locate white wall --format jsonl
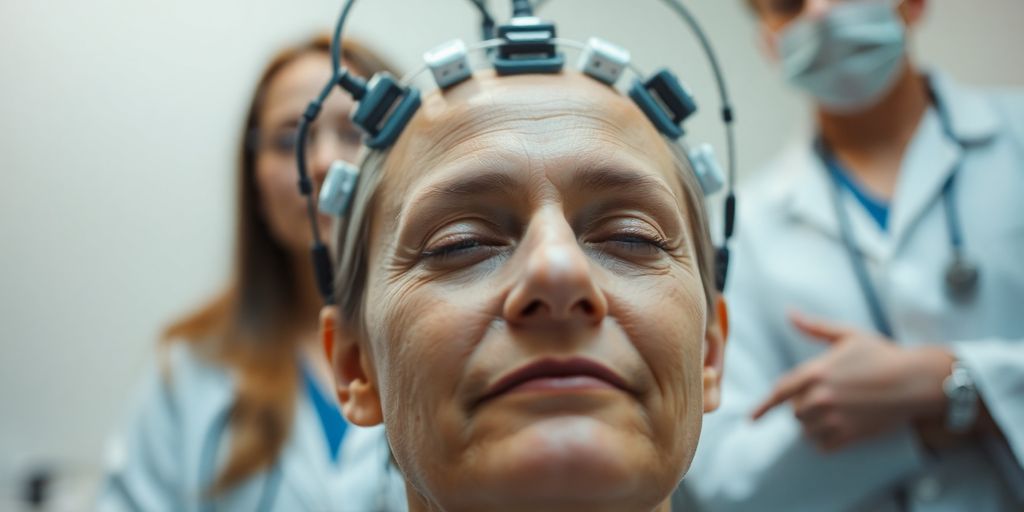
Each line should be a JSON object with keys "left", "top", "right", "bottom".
{"left": 1, "top": 0, "right": 1022, "bottom": 506}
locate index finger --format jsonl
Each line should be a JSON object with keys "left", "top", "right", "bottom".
{"left": 788, "top": 310, "right": 853, "bottom": 344}
{"left": 751, "top": 365, "right": 817, "bottom": 420}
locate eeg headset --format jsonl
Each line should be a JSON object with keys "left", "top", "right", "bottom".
{"left": 297, "top": 0, "right": 738, "bottom": 306}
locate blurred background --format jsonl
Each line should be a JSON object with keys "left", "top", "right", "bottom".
{"left": 1, "top": 0, "right": 1022, "bottom": 509}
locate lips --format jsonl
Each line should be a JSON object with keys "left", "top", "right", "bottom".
{"left": 475, "top": 357, "right": 632, "bottom": 407}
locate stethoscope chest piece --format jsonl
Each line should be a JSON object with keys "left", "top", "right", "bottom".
{"left": 945, "top": 255, "right": 980, "bottom": 303}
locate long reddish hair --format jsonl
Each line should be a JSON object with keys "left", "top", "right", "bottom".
{"left": 162, "top": 34, "right": 396, "bottom": 493}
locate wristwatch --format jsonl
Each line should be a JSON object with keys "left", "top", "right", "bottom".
{"left": 942, "top": 361, "right": 979, "bottom": 433}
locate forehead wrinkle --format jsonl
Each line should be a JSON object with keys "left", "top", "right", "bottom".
{"left": 371, "top": 71, "right": 687, "bottom": 237}
{"left": 532, "top": 116, "right": 683, "bottom": 210}
{"left": 415, "top": 74, "right": 641, "bottom": 150}
{"left": 422, "top": 102, "right": 606, "bottom": 159}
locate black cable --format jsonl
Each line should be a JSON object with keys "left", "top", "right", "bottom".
{"left": 468, "top": 0, "right": 497, "bottom": 40}
{"left": 658, "top": 0, "right": 736, "bottom": 190}
{"left": 658, "top": 0, "right": 738, "bottom": 290}
{"left": 330, "top": 0, "right": 359, "bottom": 74}
{"left": 295, "top": 79, "right": 339, "bottom": 303}
{"left": 295, "top": 0, "right": 360, "bottom": 303}
{"left": 296, "top": 79, "right": 337, "bottom": 240}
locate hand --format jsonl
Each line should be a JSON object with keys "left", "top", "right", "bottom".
{"left": 751, "top": 311, "right": 955, "bottom": 453}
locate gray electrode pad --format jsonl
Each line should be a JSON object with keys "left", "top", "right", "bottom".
{"left": 425, "top": 39, "right": 473, "bottom": 89}
{"left": 577, "top": 37, "right": 631, "bottom": 86}
{"left": 689, "top": 143, "right": 725, "bottom": 196}
{"left": 319, "top": 160, "right": 360, "bottom": 217}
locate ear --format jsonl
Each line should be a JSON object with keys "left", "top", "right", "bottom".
{"left": 702, "top": 295, "right": 729, "bottom": 413}
{"left": 320, "top": 306, "right": 383, "bottom": 427}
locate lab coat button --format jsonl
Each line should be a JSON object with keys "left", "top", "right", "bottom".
{"left": 913, "top": 476, "right": 942, "bottom": 502}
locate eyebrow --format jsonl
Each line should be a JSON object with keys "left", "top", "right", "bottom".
{"left": 570, "top": 165, "right": 676, "bottom": 199}
{"left": 427, "top": 169, "right": 520, "bottom": 199}
{"left": 394, "top": 166, "right": 519, "bottom": 219}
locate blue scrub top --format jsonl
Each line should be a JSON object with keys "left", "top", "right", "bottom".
{"left": 301, "top": 363, "right": 348, "bottom": 463}
{"left": 822, "top": 149, "right": 891, "bottom": 231}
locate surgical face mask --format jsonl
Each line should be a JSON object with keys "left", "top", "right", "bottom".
{"left": 778, "top": 0, "right": 907, "bottom": 113}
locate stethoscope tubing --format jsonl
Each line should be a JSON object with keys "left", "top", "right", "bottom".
{"left": 823, "top": 79, "right": 974, "bottom": 338}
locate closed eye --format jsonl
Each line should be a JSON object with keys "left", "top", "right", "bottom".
{"left": 422, "top": 238, "right": 486, "bottom": 259}
{"left": 420, "top": 232, "right": 510, "bottom": 270}
{"left": 581, "top": 214, "right": 675, "bottom": 262}
{"left": 594, "top": 234, "right": 670, "bottom": 257}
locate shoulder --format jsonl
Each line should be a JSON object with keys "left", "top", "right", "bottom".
{"left": 113, "top": 341, "right": 235, "bottom": 446}
{"left": 984, "top": 87, "right": 1024, "bottom": 150}
{"left": 933, "top": 72, "right": 1024, "bottom": 152}
{"left": 159, "top": 341, "right": 234, "bottom": 401}
{"left": 976, "top": 84, "right": 1024, "bottom": 116}
{"left": 98, "top": 342, "right": 236, "bottom": 511}
{"left": 108, "top": 341, "right": 236, "bottom": 459}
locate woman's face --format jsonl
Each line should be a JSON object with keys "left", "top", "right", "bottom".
{"left": 255, "top": 52, "right": 361, "bottom": 254}
{"left": 332, "top": 72, "right": 725, "bottom": 512}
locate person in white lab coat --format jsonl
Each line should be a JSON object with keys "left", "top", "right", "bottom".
{"left": 684, "top": 0, "right": 1024, "bottom": 510}
{"left": 98, "top": 35, "right": 405, "bottom": 511}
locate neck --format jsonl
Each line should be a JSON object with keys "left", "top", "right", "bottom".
{"left": 816, "top": 60, "right": 930, "bottom": 198}
{"left": 818, "top": 60, "right": 929, "bottom": 153}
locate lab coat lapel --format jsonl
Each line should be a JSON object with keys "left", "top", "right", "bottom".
{"left": 784, "top": 144, "right": 890, "bottom": 262}
{"left": 887, "top": 111, "right": 958, "bottom": 248}
{"left": 785, "top": 145, "right": 839, "bottom": 238}
{"left": 889, "top": 72, "right": 999, "bottom": 248}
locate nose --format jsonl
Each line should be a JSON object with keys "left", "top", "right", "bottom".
{"left": 503, "top": 217, "right": 608, "bottom": 327}
{"left": 309, "top": 133, "right": 343, "bottom": 187}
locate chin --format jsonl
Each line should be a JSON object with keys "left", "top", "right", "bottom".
{"left": 463, "top": 416, "right": 670, "bottom": 511}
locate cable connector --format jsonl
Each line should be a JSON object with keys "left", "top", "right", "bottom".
{"left": 350, "top": 72, "right": 421, "bottom": 149}
{"left": 336, "top": 71, "right": 368, "bottom": 100}
{"left": 511, "top": 0, "right": 533, "bottom": 17}
{"left": 425, "top": 39, "right": 473, "bottom": 89}
{"left": 577, "top": 37, "right": 630, "bottom": 86}
{"left": 629, "top": 69, "right": 697, "bottom": 140}
{"left": 492, "top": 17, "right": 564, "bottom": 75}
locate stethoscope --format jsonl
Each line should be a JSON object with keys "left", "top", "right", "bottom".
{"left": 823, "top": 79, "right": 980, "bottom": 338}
